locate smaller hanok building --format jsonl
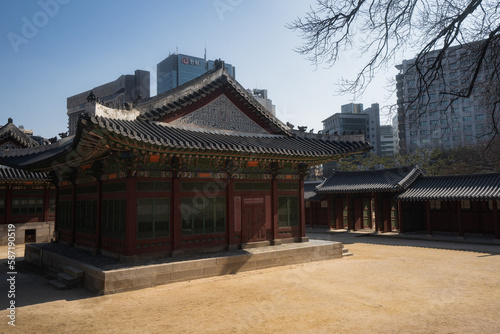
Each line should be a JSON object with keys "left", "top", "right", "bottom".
{"left": 313, "top": 166, "right": 422, "bottom": 231}
{"left": 396, "top": 173, "right": 500, "bottom": 239}
{"left": 0, "top": 166, "right": 56, "bottom": 244}
{"left": 0, "top": 118, "right": 55, "bottom": 244}
{"left": 1, "top": 66, "right": 371, "bottom": 259}
{"left": 304, "top": 180, "right": 328, "bottom": 227}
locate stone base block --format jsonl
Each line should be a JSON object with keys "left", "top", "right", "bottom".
{"left": 27, "top": 240, "right": 344, "bottom": 295}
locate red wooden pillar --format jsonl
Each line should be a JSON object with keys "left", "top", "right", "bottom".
{"left": 53, "top": 185, "right": 59, "bottom": 239}
{"left": 398, "top": 201, "right": 404, "bottom": 233}
{"left": 383, "top": 198, "right": 390, "bottom": 232}
{"left": 43, "top": 186, "right": 50, "bottom": 222}
{"left": 457, "top": 200, "right": 464, "bottom": 238}
{"left": 125, "top": 177, "right": 137, "bottom": 256}
{"left": 493, "top": 200, "right": 499, "bottom": 239}
{"left": 373, "top": 193, "right": 379, "bottom": 232}
{"left": 172, "top": 175, "right": 181, "bottom": 252}
{"left": 425, "top": 201, "right": 432, "bottom": 236}
{"left": 346, "top": 194, "right": 352, "bottom": 231}
{"left": 227, "top": 177, "right": 236, "bottom": 248}
{"left": 271, "top": 177, "right": 279, "bottom": 244}
{"left": 326, "top": 196, "right": 332, "bottom": 230}
{"left": 71, "top": 182, "right": 76, "bottom": 245}
{"left": 96, "top": 179, "right": 103, "bottom": 252}
{"left": 354, "top": 198, "right": 362, "bottom": 231}
{"left": 298, "top": 178, "right": 306, "bottom": 239}
{"left": 5, "top": 186, "right": 12, "bottom": 224}
{"left": 335, "top": 198, "right": 342, "bottom": 229}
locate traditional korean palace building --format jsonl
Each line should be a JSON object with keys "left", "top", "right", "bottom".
{"left": 315, "top": 166, "right": 422, "bottom": 232}
{"left": 304, "top": 180, "right": 328, "bottom": 227}
{"left": 397, "top": 173, "right": 500, "bottom": 238}
{"left": 0, "top": 119, "right": 55, "bottom": 245}
{"left": 0, "top": 166, "right": 55, "bottom": 245}
{"left": 306, "top": 167, "right": 500, "bottom": 239}
{"left": 0, "top": 66, "right": 371, "bottom": 259}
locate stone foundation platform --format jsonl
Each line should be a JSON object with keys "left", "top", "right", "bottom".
{"left": 25, "top": 240, "right": 343, "bottom": 295}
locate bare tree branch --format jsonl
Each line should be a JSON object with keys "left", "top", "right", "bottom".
{"left": 289, "top": 0, "right": 500, "bottom": 150}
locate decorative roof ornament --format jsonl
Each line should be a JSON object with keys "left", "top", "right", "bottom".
{"left": 214, "top": 58, "right": 224, "bottom": 69}
{"left": 86, "top": 90, "right": 97, "bottom": 102}
{"left": 7, "top": 118, "right": 13, "bottom": 124}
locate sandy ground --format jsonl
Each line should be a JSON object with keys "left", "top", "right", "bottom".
{"left": 1, "top": 234, "right": 499, "bottom": 334}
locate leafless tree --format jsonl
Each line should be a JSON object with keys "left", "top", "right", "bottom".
{"left": 289, "top": 0, "right": 500, "bottom": 144}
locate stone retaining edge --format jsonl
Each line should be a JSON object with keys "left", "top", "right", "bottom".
{"left": 25, "top": 242, "right": 343, "bottom": 295}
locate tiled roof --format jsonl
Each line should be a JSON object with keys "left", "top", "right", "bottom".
{"left": 0, "top": 68, "right": 371, "bottom": 172}
{"left": 317, "top": 166, "right": 422, "bottom": 194}
{"left": 136, "top": 68, "right": 291, "bottom": 135}
{"left": 0, "top": 137, "right": 74, "bottom": 169}
{"left": 0, "top": 122, "right": 40, "bottom": 148}
{"left": 304, "top": 181, "right": 324, "bottom": 201}
{"left": 0, "top": 165, "right": 51, "bottom": 182}
{"left": 89, "top": 116, "right": 371, "bottom": 158}
{"left": 396, "top": 173, "right": 500, "bottom": 201}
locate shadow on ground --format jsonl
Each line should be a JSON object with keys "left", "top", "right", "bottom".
{"left": 307, "top": 228, "right": 500, "bottom": 256}
{"left": 0, "top": 260, "right": 96, "bottom": 309}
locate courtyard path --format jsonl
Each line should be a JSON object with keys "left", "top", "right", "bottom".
{"left": 1, "top": 233, "right": 499, "bottom": 333}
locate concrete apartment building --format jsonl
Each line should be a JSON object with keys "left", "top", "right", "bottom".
{"left": 396, "top": 43, "right": 493, "bottom": 154}
{"left": 247, "top": 89, "right": 276, "bottom": 115}
{"left": 322, "top": 103, "right": 381, "bottom": 155}
{"left": 67, "top": 70, "right": 150, "bottom": 135}
{"left": 379, "top": 125, "right": 396, "bottom": 157}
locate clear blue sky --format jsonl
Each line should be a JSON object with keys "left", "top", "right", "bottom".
{"left": 0, "top": 0, "right": 398, "bottom": 139}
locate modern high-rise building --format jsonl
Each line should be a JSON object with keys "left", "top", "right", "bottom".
{"left": 156, "top": 52, "right": 235, "bottom": 95}
{"left": 322, "top": 103, "right": 381, "bottom": 155}
{"left": 341, "top": 103, "right": 364, "bottom": 114}
{"left": 67, "top": 70, "right": 150, "bottom": 135}
{"left": 247, "top": 89, "right": 276, "bottom": 115}
{"left": 396, "top": 42, "right": 493, "bottom": 154}
{"left": 392, "top": 115, "right": 400, "bottom": 155}
{"left": 379, "top": 125, "right": 396, "bottom": 157}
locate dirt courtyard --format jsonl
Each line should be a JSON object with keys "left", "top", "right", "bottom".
{"left": 1, "top": 233, "right": 499, "bottom": 333}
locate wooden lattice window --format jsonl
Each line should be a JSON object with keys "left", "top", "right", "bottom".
{"left": 75, "top": 200, "right": 97, "bottom": 234}
{"left": 278, "top": 196, "right": 299, "bottom": 227}
{"left": 180, "top": 197, "right": 225, "bottom": 235}
{"left": 137, "top": 198, "right": 170, "bottom": 239}
{"left": 102, "top": 199, "right": 126, "bottom": 239}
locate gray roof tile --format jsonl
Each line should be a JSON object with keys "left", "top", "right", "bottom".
{"left": 0, "top": 165, "right": 51, "bottom": 182}
{"left": 317, "top": 166, "right": 422, "bottom": 194}
{"left": 396, "top": 173, "right": 500, "bottom": 200}
{"left": 304, "top": 181, "right": 324, "bottom": 201}
{"left": 90, "top": 116, "right": 371, "bottom": 158}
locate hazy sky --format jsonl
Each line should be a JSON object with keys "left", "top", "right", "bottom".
{"left": 1, "top": 0, "right": 400, "bottom": 138}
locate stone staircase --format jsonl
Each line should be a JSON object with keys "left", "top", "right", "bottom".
{"left": 49, "top": 266, "right": 84, "bottom": 290}
{"left": 342, "top": 247, "right": 353, "bottom": 257}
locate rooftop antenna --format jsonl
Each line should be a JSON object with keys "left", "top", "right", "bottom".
{"left": 204, "top": 44, "right": 207, "bottom": 61}
{"left": 176, "top": 46, "right": 178, "bottom": 55}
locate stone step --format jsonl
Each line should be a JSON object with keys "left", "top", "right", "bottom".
{"left": 64, "top": 265, "right": 84, "bottom": 279}
{"left": 57, "top": 272, "right": 79, "bottom": 286}
{"left": 342, "top": 248, "right": 353, "bottom": 257}
{"left": 241, "top": 241, "right": 271, "bottom": 249}
{"left": 49, "top": 279, "right": 68, "bottom": 290}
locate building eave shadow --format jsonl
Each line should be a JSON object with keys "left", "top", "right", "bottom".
{"left": 307, "top": 229, "right": 500, "bottom": 257}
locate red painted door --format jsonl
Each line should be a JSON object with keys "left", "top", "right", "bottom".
{"left": 242, "top": 197, "right": 266, "bottom": 243}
